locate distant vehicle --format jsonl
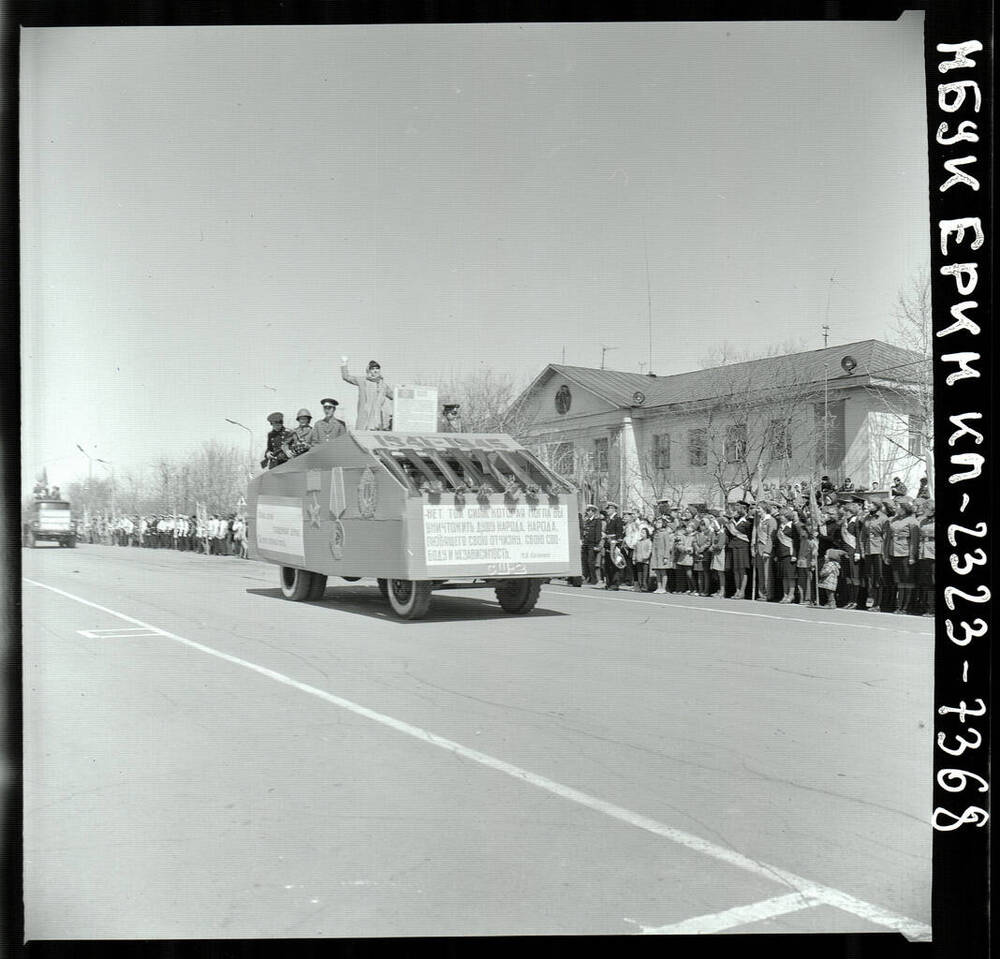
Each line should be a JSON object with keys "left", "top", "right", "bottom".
{"left": 246, "top": 430, "right": 582, "bottom": 619}
{"left": 23, "top": 496, "right": 76, "bottom": 548}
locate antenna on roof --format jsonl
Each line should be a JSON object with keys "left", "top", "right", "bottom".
{"left": 643, "top": 217, "right": 654, "bottom": 375}
{"left": 600, "top": 345, "right": 618, "bottom": 370}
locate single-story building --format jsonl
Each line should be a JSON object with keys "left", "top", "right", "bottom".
{"left": 512, "top": 339, "right": 930, "bottom": 511}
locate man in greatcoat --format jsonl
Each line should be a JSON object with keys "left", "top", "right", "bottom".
{"left": 341, "top": 357, "right": 396, "bottom": 430}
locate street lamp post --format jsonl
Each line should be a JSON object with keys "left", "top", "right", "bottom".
{"left": 76, "top": 444, "right": 93, "bottom": 515}
{"left": 225, "top": 418, "right": 255, "bottom": 475}
{"left": 96, "top": 459, "right": 115, "bottom": 517}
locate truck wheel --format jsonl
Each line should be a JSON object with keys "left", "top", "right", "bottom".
{"left": 568, "top": 576, "right": 583, "bottom": 587}
{"left": 496, "top": 578, "right": 543, "bottom": 614}
{"left": 377, "top": 578, "right": 389, "bottom": 599}
{"left": 386, "top": 579, "right": 433, "bottom": 619}
{"left": 280, "top": 566, "right": 315, "bottom": 601}
{"left": 26, "top": 531, "right": 36, "bottom": 549}
{"left": 68, "top": 536, "right": 77, "bottom": 548}
{"left": 307, "top": 573, "right": 328, "bottom": 601}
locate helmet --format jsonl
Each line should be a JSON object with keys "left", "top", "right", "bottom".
{"left": 296, "top": 408, "right": 312, "bottom": 421}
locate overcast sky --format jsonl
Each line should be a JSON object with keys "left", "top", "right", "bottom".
{"left": 21, "top": 15, "right": 929, "bottom": 492}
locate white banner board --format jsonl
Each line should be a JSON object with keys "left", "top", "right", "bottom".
{"left": 256, "top": 495, "right": 305, "bottom": 559}
{"left": 393, "top": 385, "right": 439, "bottom": 433}
{"left": 422, "top": 503, "right": 569, "bottom": 566}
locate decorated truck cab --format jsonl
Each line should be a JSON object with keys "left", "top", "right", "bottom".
{"left": 246, "top": 430, "right": 582, "bottom": 619}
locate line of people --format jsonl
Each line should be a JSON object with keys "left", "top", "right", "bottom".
{"left": 578, "top": 493, "right": 934, "bottom": 616}
{"left": 79, "top": 513, "right": 251, "bottom": 558}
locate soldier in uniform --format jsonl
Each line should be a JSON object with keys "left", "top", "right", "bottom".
{"left": 440, "top": 402, "right": 464, "bottom": 433}
{"left": 262, "top": 412, "right": 292, "bottom": 469}
{"left": 282, "top": 409, "right": 317, "bottom": 460}
{"left": 602, "top": 502, "right": 625, "bottom": 590}
{"left": 313, "top": 399, "right": 346, "bottom": 443}
{"left": 580, "top": 504, "right": 603, "bottom": 585}
{"left": 341, "top": 357, "right": 396, "bottom": 430}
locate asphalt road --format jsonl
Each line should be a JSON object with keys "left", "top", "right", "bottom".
{"left": 21, "top": 543, "right": 934, "bottom": 940}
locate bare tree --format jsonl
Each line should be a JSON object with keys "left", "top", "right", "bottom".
{"left": 866, "top": 269, "right": 934, "bottom": 493}
{"left": 412, "top": 369, "right": 536, "bottom": 436}
{"left": 692, "top": 358, "right": 825, "bottom": 505}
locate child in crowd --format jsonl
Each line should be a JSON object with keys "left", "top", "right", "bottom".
{"left": 818, "top": 548, "right": 843, "bottom": 609}
{"left": 674, "top": 523, "right": 695, "bottom": 593}
{"left": 651, "top": 517, "right": 672, "bottom": 594}
{"left": 692, "top": 520, "right": 711, "bottom": 595}
{"left": 632, "top": 527, "right": 653, "bottom": 592}
{"left": 797, "top": 525, "right": 819, "bottom": 606}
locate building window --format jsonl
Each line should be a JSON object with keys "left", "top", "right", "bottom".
{"left": 766, "top": 419, "right": 792, "bottom": 460}
{"left": 593, "top": 437, "right": 609, "bottom": 471}
{"left": 652, "top": 433, "right": 671, "bottom": 469}
{"left": 724, "top": 424, "right": 747, "bottom": 464}
{"left": 550, "top": 441, "right": 575, "bottom": 475}
{"left": 688, "top": 428, "right": 707, "bottom": 467}
{"left": 908, "top": 415, "right": 924, "bottom": 456}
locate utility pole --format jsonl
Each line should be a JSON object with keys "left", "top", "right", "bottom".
{"left": 225, "top": 418, "right": 255, "bottom": 476}
{"left": 600, "top": 345, "right": 618, "bottom": 370}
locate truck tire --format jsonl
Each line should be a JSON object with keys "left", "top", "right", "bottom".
{"left": 377, "top": 578, "right": 389, "bottom": 599}
{"left": 496, "top": 578, "right": 543, "bottom": 614}
{"left": 67, "top": 536, "right": 77, "bottom": 548}
{"left": 26, "top": 530, "right": 36, "bottom": 549}
{"left": 280, "top": 566, "right": 314, "bottom": 601}
{"left": 386, "top": 579, "right": 433, "bottom": 619}
{"left": 306, "top": 573, "right": 328, "bottom": 601}
{"left": 568, "top": 576, "right": 583, "bottom": 587}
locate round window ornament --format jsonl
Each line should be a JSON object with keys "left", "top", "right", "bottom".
{"left": 555, "top": 384, "right": 572, "bottom": 415}
{"left": 632, "top": 390, "right": 646, "bottom": 406}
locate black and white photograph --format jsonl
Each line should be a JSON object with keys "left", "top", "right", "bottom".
{"left": 12, "top": 3, "right": 991, "bottom": 950}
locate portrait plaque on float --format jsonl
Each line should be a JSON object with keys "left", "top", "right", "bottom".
{"left": 392, "top": 385, "right": 438, "bottom": 432}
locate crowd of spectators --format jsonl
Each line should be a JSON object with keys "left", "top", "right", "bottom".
{"left": 578, "top": 481, "right": 934, "bottom": 616}
{"left": 77, "top": 513, "right": 249, "bottom": 558}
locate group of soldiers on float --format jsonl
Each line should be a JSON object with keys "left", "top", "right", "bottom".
{"left": 262, "top": 357, "right": 463, "bottom": 469}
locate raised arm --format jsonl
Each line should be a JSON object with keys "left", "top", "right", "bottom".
{"left": 340, "top": 356, "right": 361, "bottom": 387}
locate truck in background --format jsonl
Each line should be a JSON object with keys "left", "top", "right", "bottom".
{"left": 23, "top": 496, "right": 76, "bottom": 548}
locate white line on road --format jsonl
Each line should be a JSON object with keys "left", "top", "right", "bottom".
{"left": 627, "top": 891, "right": 823, "bottom": 934}
{"left": 24, "top": 577, "right": 932, "bottom": 942}
{"left": 545, "top": 586, "right": 933, "bottom": 635}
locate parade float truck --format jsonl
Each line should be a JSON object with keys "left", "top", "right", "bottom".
{"left": 22, "top": 495, "right": 76, "bottom": 548}
{"left": 246, "top": 431, "right": 582, "bottom": 619}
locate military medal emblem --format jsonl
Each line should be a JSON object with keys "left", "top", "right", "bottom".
{"left": 358, "top": 467, "right": 378, "bottom": 519}
{"left": 330, "top": 520, "right": 345, "bottom": 560}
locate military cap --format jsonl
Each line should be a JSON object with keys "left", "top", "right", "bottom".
{"left": 320, "top": 398, "right": 338, "bottom": 407}
{"left": 605, "top": 501, "right": 618, "bottom": 509}
{"left": 267, "top": 412, "right": 284, "bottom": 424}
{"left": 367, "top": 360, "right": 381, "bottom": 370}
{"left": 584, "top": 504, "right": 598, "bottom": 512}
{"left": 296, "top": 408, "right": 312, "bottom": 420}
{"left": 443, "top": 403, "right": 461, "bottom": 412}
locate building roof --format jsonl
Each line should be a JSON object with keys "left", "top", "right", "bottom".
{"left": 533, "top": 339, "right": 924, "bottom": 412}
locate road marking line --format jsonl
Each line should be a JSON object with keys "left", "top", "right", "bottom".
{"left": 627, "top": 892, "right": 823, "bottom": 934}
{"left": 544, "top": 587, "right": 932, "bottom": 635}
{"left": 78, "top": 627, "right": 162, "bottom": 639}
{"left": 24, "top": 577, "right": 932, "bottom": 942}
